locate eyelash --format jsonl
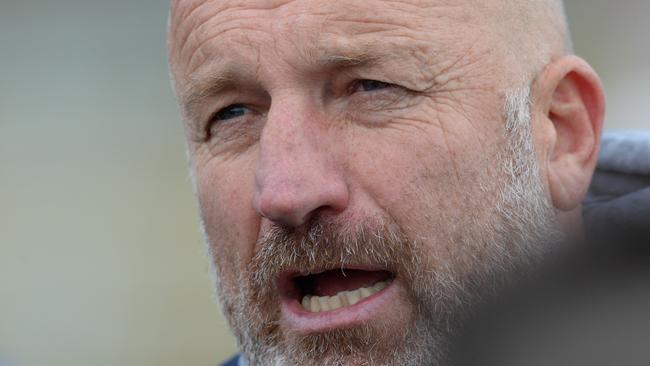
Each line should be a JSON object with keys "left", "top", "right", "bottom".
{"left": 349, "top": 79, "right": 394, "bottom": 94}
{"left": 213, "top": 104, "right": 248, "bottom": 121}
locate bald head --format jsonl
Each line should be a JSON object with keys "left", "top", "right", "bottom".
{"left": 168, "top": 0, "right": 572, "bottom": 94}
{"left": 497, "top": 0, "right": 572, "bottom": 82}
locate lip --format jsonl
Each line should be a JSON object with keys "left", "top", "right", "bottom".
{"left": 277, "top": 265, "right": 393, "bottom": 297}
{"left": 280, "top": 264, "right": 393, "bottom": 279}
{"left": 280, "top": 277, "right": 399, "bottom": 334}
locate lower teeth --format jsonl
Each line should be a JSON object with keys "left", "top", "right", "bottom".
{"left": 301, "top": 280, "right": 390, "bottom": 312}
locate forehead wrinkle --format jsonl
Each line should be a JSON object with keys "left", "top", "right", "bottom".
{"left": 182, "top": 4, "right": 276, "bottom": 74}
{"left": 175, "top": 0, "right": 486, "bottom": 111}
{"left": 171, "top": 0, "right": 222, "bottom": 65}
{"left": 173, "top": 1, "right": 299, "bottom": 70}
{"left": 172, "top": 7, "right": 243, "bottom": 72}
{"left": 175, "top": 0, "right": 463, "bottom": 78}
{"left": 185, "top": 24, "right": 266, "bottom": 76}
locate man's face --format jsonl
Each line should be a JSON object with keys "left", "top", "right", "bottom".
{"left": 168, "top": 0, "right": 558, "bottom": 364}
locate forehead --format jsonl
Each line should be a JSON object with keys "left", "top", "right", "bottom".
{"left": 169, "top": 0, "right": 489, "bottom": 77}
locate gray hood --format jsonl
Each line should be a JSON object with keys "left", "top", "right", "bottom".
{"left": 583, "top": 131, "right": 650, "bottom": 229}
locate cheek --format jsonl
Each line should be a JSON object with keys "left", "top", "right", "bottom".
{"left": 349, "top": 108, "right": 505, "bottom": 257}
{"left": 195, "top": 159, "right": 260, "bottom": 280}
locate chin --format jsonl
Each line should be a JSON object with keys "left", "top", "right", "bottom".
{"left": 234, "top": 288, "right": 446, "bottom": 366}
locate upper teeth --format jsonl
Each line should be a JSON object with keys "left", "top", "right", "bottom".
{"left": 300, "top": 280, "right": 390, "bottom": 313}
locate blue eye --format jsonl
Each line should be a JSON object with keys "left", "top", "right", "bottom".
{"left": 215, "top": 104, "right": 247, "bottom": 121}
{"left": 359, "top": 79, "right": 391, "bottom": 92}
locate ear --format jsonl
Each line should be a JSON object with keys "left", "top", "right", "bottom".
{"left": 535, "top": 56, "right": 605, "bottom": 211}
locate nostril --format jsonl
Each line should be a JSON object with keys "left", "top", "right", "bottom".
{"left": 255, "top": 190, "right": 309, "bottom": 227}
{"left": 254, "top": 181, "right": 349, "bottom": 228}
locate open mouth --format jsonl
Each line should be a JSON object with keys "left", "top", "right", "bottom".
{"left": 283, "top": 268, "right": 395, "bottom": 313}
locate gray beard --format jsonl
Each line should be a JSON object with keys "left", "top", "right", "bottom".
{"left": 204, "top": 87, "right": 563, "bottom": 366}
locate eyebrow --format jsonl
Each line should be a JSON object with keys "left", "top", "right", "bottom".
{"left": 182, "top": 71, "right": 237, "bottom": 111}
{"left": 318, "top": 51, "right": 383, "bottom": 68}
{"left": 180, "top": 47, "right": 389, "bottom": 120}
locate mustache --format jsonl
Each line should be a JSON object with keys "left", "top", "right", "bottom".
{"left": 247, "top": 216, "right": 419, "bottom": 289}
{"left": 239, "top": 217, "right": 448, "bottom": 364}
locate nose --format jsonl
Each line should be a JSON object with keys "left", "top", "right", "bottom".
{"left": 253, "top": 98, "right": 349, "bottom": 228}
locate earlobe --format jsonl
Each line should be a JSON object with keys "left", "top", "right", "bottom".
{"left": 540, "top": 56, "right": 605, "bottom": 211}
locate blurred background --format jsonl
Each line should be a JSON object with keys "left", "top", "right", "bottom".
{"left": 1, "top": 1, "right": 648, "bottom": 365}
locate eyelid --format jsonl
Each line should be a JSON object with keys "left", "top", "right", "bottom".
{"left": 203, "top": 102, "right": 270, "bottom": 142}
{"left": 346, "top": 79, "right": 419, "bottom": 115}
{"left": 207, "top": 104, "right": 248, "bottom": 125}
{"left": 351, "top": 79, "right": 409, "bottom": 100}
{"left": 349, "top": 79, "right": 396, "bottom": 94}
{"left": 215, "top": 104, "right": 248, "bottom": 121}
{"left": 202, "top": 104, "right": 244, "bottom": 140}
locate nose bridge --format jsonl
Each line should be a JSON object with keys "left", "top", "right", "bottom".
{"left": 254, "top": 93, "right": 348, "bottom": 227}
{"left": 261, "top": 94, "right": 321, "bottom": 171}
